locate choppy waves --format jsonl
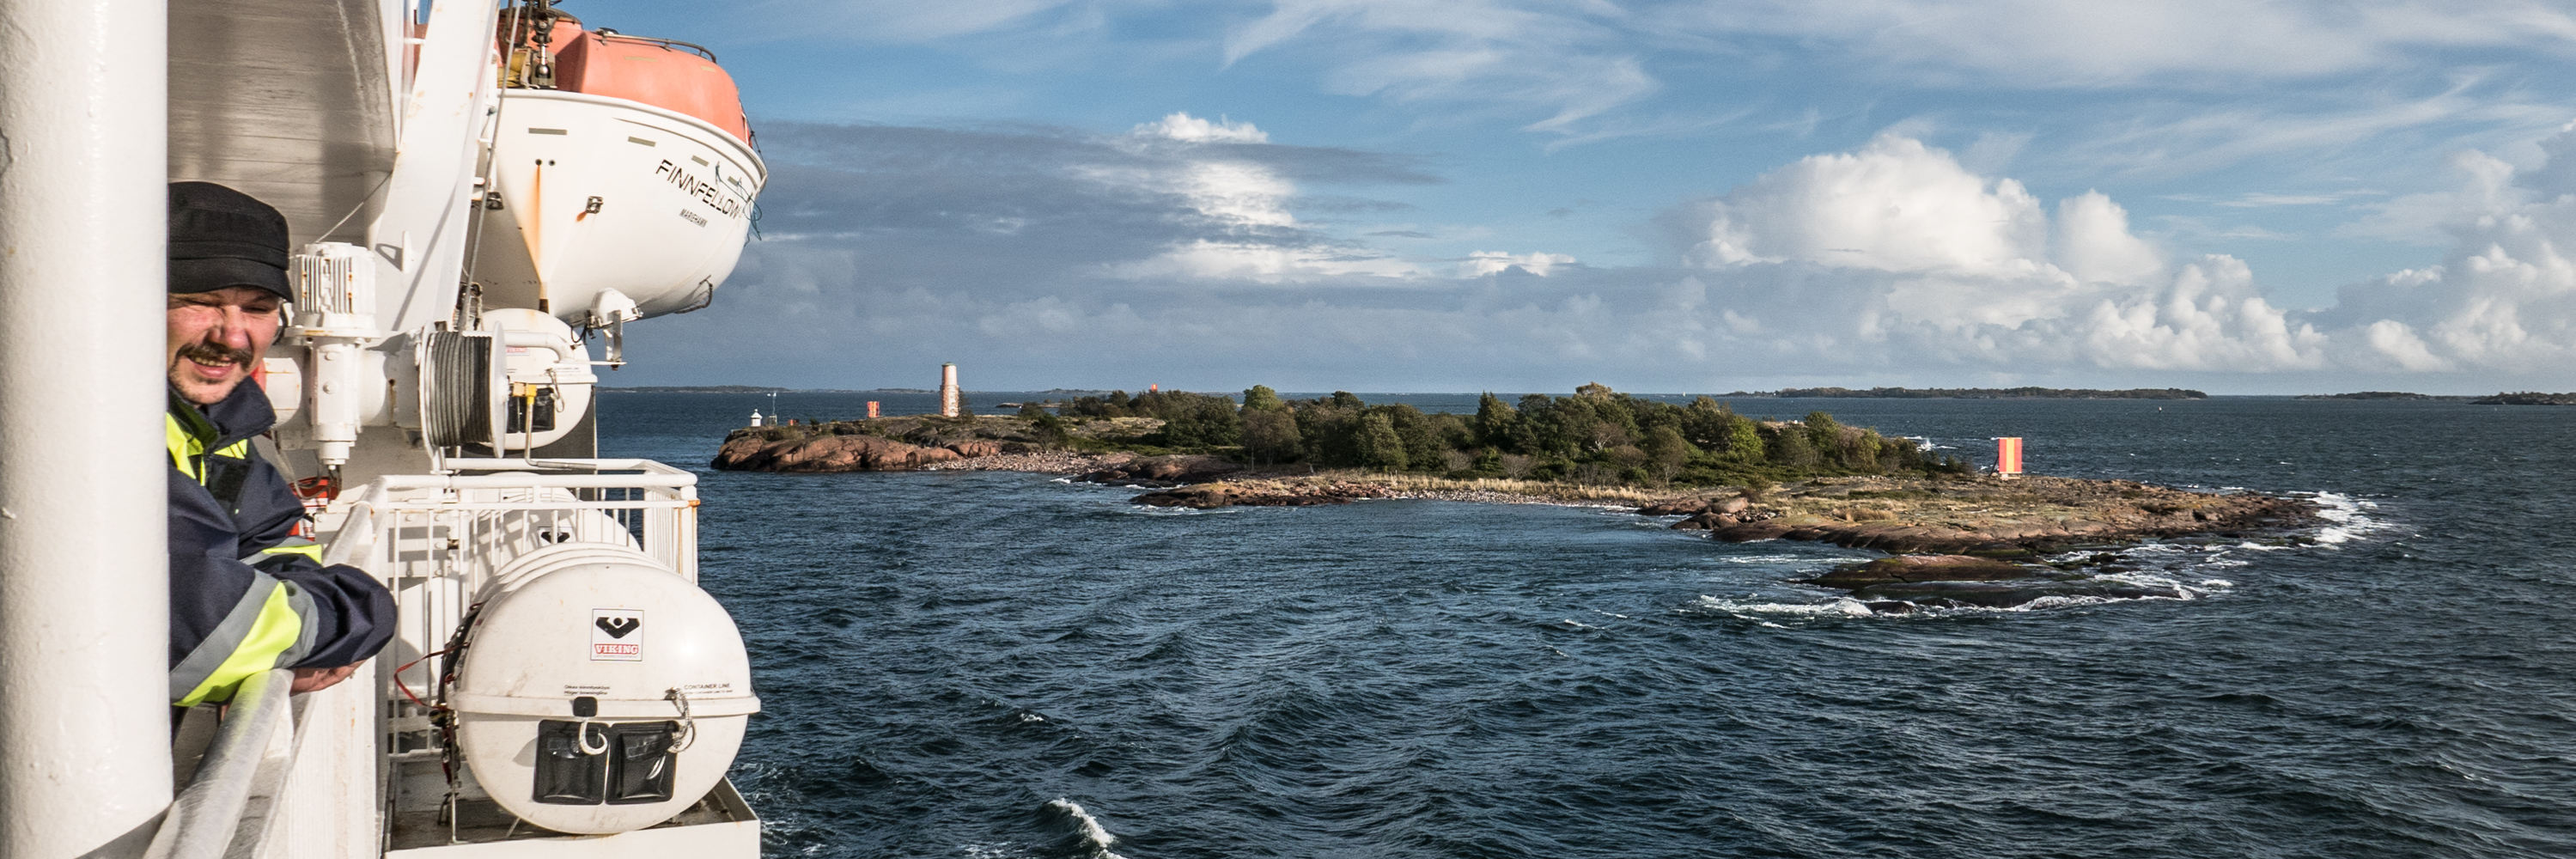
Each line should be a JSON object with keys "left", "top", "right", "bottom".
{"left": 634, "top": 395, "right": 2576, "bottom": 859}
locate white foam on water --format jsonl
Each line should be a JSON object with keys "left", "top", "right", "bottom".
{"left": 2305, "top": 490, "right": 2390, "bottom": 545}
{"left": 1044, "top": 798, "right": 1129, "bottom": 859}
{"left": 1720, "top": 554, "right": 1822, "bottom": 564}
{"left": 2090, "top": 571, "right": 2201, "bottom": 599}
{"left": 1559, "top": 619, "right": 1603, "bottom": 630}
{"left": 1124, "top": 504, "right": 1215, "bottom": 516}
{"left": 1690, "top": 595, "right": 1875, "bottom": 618}
{"left": 2199, "top": 579, "right": 2235, "bottom": 588}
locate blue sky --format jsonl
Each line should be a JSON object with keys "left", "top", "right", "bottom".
{"left": 593, "top": 0, "right": 2576, "bottom": 394}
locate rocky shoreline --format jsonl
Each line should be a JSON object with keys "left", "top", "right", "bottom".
{"left": 712, "top": 427, "right": 2321, "bottom": 612}
{"left": 1662, "top": 475, "right": 2313, "bottom": 555}
{"left": 1119, "top": 470, "right": 2319, "bottom": 614}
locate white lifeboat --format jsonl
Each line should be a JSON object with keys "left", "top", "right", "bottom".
{"left": 475, "top": 15, "right": 765, "bottom": 327}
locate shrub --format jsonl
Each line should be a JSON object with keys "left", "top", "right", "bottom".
{"left": 1027, "top": 412, "right": 1069, "bottom": 446}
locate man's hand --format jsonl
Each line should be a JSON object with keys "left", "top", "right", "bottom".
{"left": 289, "top": 662, "right": 362, "bottom": 694}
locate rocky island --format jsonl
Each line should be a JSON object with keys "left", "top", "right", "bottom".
{"left": 711, "top": 384, "right": 2320, "bottom": 612}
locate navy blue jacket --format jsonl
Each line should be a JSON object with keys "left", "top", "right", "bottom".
{"left": 167, "top": 381, "right": 394, "bottom": 705}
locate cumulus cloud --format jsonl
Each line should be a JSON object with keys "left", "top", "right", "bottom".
{"left": 1649, "top": 131, "right": 2574, "bottom": 379}
{"left": 2313, "top": 152, "right": 2576, "bottom": 373}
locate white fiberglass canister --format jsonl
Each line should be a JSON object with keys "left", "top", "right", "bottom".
{"left": 448, "top": 544, "right": 759, "bottom": 835}
{"left": 475, "top": 88, "right": 766, "bottom": 325}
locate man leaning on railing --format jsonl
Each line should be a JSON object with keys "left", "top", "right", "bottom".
{"left": 164, "top": 182, "right": 394, "bottom": 708}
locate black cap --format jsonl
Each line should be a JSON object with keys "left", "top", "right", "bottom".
{"left": 168, "top": 181, "right": 292, "bottom": 300}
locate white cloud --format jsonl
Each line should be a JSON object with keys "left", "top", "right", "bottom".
{"left": 1678, "top": 135, "right": 2051, "bottom": 274}
{"left": 1653, "top": 131, "right": 2576, "bottom": 377}
{"left": 1095, "top": 113, "right": 1416, "bottom": 281}
{"left": 2054, "top": 192, "right": 2165, "bottom": 287}
{"left": 2336, "top": 149, "right": 2519, "bottom": 246}
{"left": 1459, "top": 250, "right": 1577, "bottom": 277}
{"left": 1133, "top": 112, "right": 1270, "bottom": 143}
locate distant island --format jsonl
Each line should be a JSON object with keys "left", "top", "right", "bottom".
{"left": 2292, "top": 391, "right": 2576, "bottom": 405}
{"left": 2295, "top": 392, "right": 2472, "bottom": 400}
{"left": 2470, "top": 391, "right": 2576, "bottom": 405}
{"left": 1725, "top": 387, "right": 2208, "bottom": 400}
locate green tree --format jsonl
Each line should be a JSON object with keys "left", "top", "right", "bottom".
{"left": 1294, "top": 399, "right": 1359, "bottom": 466}
{"left": 1242, "top": 384, "right": 1283, "bottom": 411}
{"left": 1155, "top": 393, "right": 1243, "bottom": 448}
{"left": 1768, "top": 423, "right": 1818, "bottom": 470}
{"left": 1017, "top": 402, "right": 1050, "bottom": 418}
{"left": 1804, "top": 411, "right": 1843, "bottom": 461}
{"left": 1472, "top": 393, "right": 1519, "bottom": 448}
{"left": 1355, "top": 412, "right": 1408, "bottom": 471}
{"left": 1243, "top": 408, "right": 1300, "bottom": 465}
{"left": 1641, "top": 425, "right": 1694, "bottom": 485}
{"left": 1678, "top": 396, "right": 1733, "bottom": 448}
{"left": 1723, "top": 413, "right": 1763, "bottom": 460}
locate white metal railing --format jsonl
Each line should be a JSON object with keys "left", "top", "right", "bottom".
{"left": 328, "top": 459, "right": 699, "bottom": 587}
{"left": 326, "top": 458, "right": 701, "bottom": 850}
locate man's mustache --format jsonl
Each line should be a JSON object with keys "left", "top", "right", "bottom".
{"left": 175, "top": 339, "right": 256, "bottom": 369}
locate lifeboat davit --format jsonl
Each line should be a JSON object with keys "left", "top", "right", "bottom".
{"left": 476, "top": 9, "right": 765, "bottom": 328}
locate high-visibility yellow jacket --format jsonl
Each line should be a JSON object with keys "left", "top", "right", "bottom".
{"left": 167, "top": 382, "right": 393, "bottom": 707}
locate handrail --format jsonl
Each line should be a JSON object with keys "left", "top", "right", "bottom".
{"left": 321, "top": 500, "right": 377, "bottom": 568}
{"left": 144, "top": 669, "right": 295, "bottom": 859}
{"left": 591, "top": 30, "right": 717, "bottom": 63}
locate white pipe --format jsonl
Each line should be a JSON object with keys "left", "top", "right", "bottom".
{"left": 0, "top": 0, "right": 174, "bottom": 856}
{"left": 140, "top": 669, "right": 292, "bottom": 859}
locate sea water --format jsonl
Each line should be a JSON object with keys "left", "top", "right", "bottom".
{"left": 600, "top": 393, "right": 2576, "bottom": 858}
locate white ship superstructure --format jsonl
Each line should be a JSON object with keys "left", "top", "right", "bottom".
{"left": 0, "top": 0, "right": 770, "bottom": 856}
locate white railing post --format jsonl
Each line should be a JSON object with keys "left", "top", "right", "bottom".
{"left": 0, "top": 0, "right": 174, "bottom": 856}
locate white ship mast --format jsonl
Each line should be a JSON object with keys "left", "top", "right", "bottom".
{"left": 0, "top": 0, "right": 770, "bottom": 855}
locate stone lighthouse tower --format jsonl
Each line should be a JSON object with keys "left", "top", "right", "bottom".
{"left": 939, "top": 363, "right": 961, "bottom": 417}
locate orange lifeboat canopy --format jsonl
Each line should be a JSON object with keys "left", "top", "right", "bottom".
{"left": 552, "top": 29, "right": 753, "bottom": 146}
